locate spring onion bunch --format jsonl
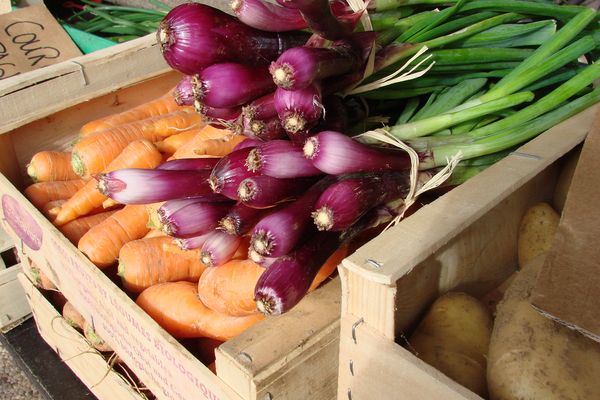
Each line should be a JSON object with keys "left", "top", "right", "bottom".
{"left": 102, "top": 0, "right": 600, "bottom": 317}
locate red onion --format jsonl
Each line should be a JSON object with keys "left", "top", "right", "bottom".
{"left": 174, "top": 75, "right": 195, "bottom": 106}
{"left": 250, "top": 176, "right": 333, "bottom": 257}
{"left": 174, "top": 232, "right": 212, "bottom": 250}
{"left": 312, "top": 172, "right": 410, "bottom": 231}
{"left": 158, "top": 198, "right": 232, "bottom": 238}
{"left": 192, "top": 63, "right": 275, "bottom": 109}
{"left": 246, "top": 140, "right": 323, "bottom": 178}
{"left": 200, "top": 230, "right": 242, "bottom": 267}
{"left": 303, "top": 130, "right": 411, "bottom": 175}
{"left": 269, "top": 35, "right": 371, "bottom": 90}
{"left": 157, "top": 3, "right": 309, "bottom": 74}
{"left": 97, "top": 169, "right": 213, "bottom": 204}
{"left": 275, "top": 0, "right": 355, "bottom": 40}
{"left": 274, "top": 83, "right": 324, "bottom": 143}
{"left": 219, "top": 202, "right": 266, "bottom": 236}
{"left": 237, "top": 175, "right": 315, "bottom": 209}
{"left": 231, "top": 0, "right": 308, "bottom": 32}
{"left": 209, "top": 146, "right": 259, "bottom": 200}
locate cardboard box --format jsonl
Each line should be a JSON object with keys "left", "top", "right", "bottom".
{"left": 531, "top": 111, "right": 600, "bottom": 342}
{"left": 0, "top": 5, "right": 81, "bottom": 79}
{"left": 336, "top": 104, "right": 598, "bottom": 400}
{"left": 0, "top": 66, "right": 341, "bottom": 400}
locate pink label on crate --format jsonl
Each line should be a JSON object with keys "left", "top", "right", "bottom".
{"left": 2, "top": 194, "right": 43, "bottom": 250}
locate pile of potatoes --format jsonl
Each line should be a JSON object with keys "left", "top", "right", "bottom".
{"left": 408, "top": 150, "right": 600, "bottom": 399}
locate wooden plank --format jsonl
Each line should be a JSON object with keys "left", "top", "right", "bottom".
{"left": 216, "top": 278, "right": 341, "bottom": 400}
{"left": 0, "top": 34, "right": 171, "bottom": 135}
{"left": 338, "top": 315, "right": 481, "bottom": 400}
{"left": 341, "top": 105, "right": 597, "bottom": 338}
{"left": 18, "top": 273, "right": 146, "bottom": 400}
{"left": 0, "top": 265, "right": 30, "bottom": 331}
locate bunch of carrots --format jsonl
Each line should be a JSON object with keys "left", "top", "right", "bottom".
{"left": 22, "top": 84, "right": 347, "bottom": 370}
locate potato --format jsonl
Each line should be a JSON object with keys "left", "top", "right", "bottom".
{"left": 487, "top": 255, "right": 600, "bottom": 400}
{"left": 517, "top": 202, "right": 559, "bottom": 268}
{"left": 409, "top": 292, "right": 493, "bottom": 397}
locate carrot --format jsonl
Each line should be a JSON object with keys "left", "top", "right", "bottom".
{"left": 72, "top": 110, "right": 203, "bottom": 178}
{"left": 143, "top": 229, "right": 167, "bottom": 239}
{"left": 197, "top": 245, "right": 348, "bottom": 317}
{"left": 44, "top": 199, "right": 121, "bottom": 223}
{"left": 169, "top": 125, "right": 234, "bottom": 160}
{"left": 29, "top": 261, "right": 57, "bottom": 291}
{"left": 198, "top": 260, "right": 264, "bottom": 316}
{"left": 59, "top": 210, "right": 117, "bottom": 246}
{"left": 118, "top": 236, "right": 207, "bottom": 293}
{"left": 79, "top": 92, "right": 184, "bottom": 136}
{"left": 136, "top": 281, "right": 263, "bottom": 340}
{"left": 155, "top": 128, "right": 202, "bottom": 154}
{"left": 55, "top": 140, "right": 162, "bottom": 226}
{"left": 42, "top": 199, "right": 66, "bottom": 221}
{"left": 26, "top": 151, "right": 80, "bottom": 182}
{"left": 83, "top": 320, "right": 113, "bottom": 352}
{"left": 62, "top": 301, "right": 85, "bottom": 331}
{"left": 192, "top": 135, "right": 248, "bottom": 157}
{"left": 78, "top": 205, "right": 150, "bottom": 269}
{"left": 24, "top": 179, "right": 86, "bottom": 210}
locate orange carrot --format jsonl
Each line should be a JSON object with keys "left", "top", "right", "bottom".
{"left": 154, "top": 129, "right": 202, "bottom": 154}
{"left": 198, "top": 260, "right": 264, "bottom": 316}
{"left": 26, "top": 151, "right": 80, "bottom": 182}
{"left": 118, "top": 237, "right": 207, "bottom": 293}
{"left": 169, "top": 125, "right": 234, "bottom": 160}
{"left": 78, "top": 205, "right": 150, "bottom": 269}
{"left": 197, "top": 246, "right": 348, "bottom": 317}
{"left": 62, "top": 301, "right": 85, "bottom": 331}
{"left": 24, "top": 179, "right": 86, "bottom": 210}
{"left": 72, "top": 110, "right": 203, "bottom": 178}
{"left": 59, "top": 210, "right": 117, "bottom": 245}
{"left": 42, "top": 199, "right": 66, "bottom": 221}
{"left": 55, "top": 140, "right": 162, "bottom": 226}
{"left": 192, "top": 135, "right": 248, "bottom": 157}
{"left": 136, "top": 281, "right": 263, "bottom": 340}
{"left": 143, "top": 229, "right": 167, "bottom": 239}
{"left": 29, "top": 261, "right": 57, "bottom": 291}
{"left": 44, "top": 199, "right": 121, "bottom": 223}
{"left": 83, "top": 320, "right": 113, "bottom": 352}
{"left": 79, "top": 92, "right": 184, "bottom": 136}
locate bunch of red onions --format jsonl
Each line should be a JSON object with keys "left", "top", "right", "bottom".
{"left": 109, "top": 1, "right": 419, "bottom": 316}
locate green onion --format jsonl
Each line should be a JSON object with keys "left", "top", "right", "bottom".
{"left": 453, "top": 20, "right": 557, "bottom": 48}
{"left": 389, "top": 91, "right": 535, "bottom": 139}
{"left": 376, "top": 13, "right": 524, "bottom": 71}
{"left": 425, "top": 85, "right": 600, "bottom": 168}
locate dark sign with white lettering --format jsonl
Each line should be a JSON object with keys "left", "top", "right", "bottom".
{"left": 0, "top": 5, "right": 81, "bottom": 80}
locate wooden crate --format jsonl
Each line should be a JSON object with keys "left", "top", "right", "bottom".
{"left": 0, "top": 224, "right": 30, "bottom": 332}
{"left": 17, "top": 272, "right": 149, "bottom": 400}
{"left": 0, "top": 62, "right": 341, "bottom": 400}
{"left": 337, "top": 104, "right": 598, "bottom": 400}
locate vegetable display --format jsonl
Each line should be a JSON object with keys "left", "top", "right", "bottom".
{"left": 19, "top": 0, "right": 600, "bottom": 383}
